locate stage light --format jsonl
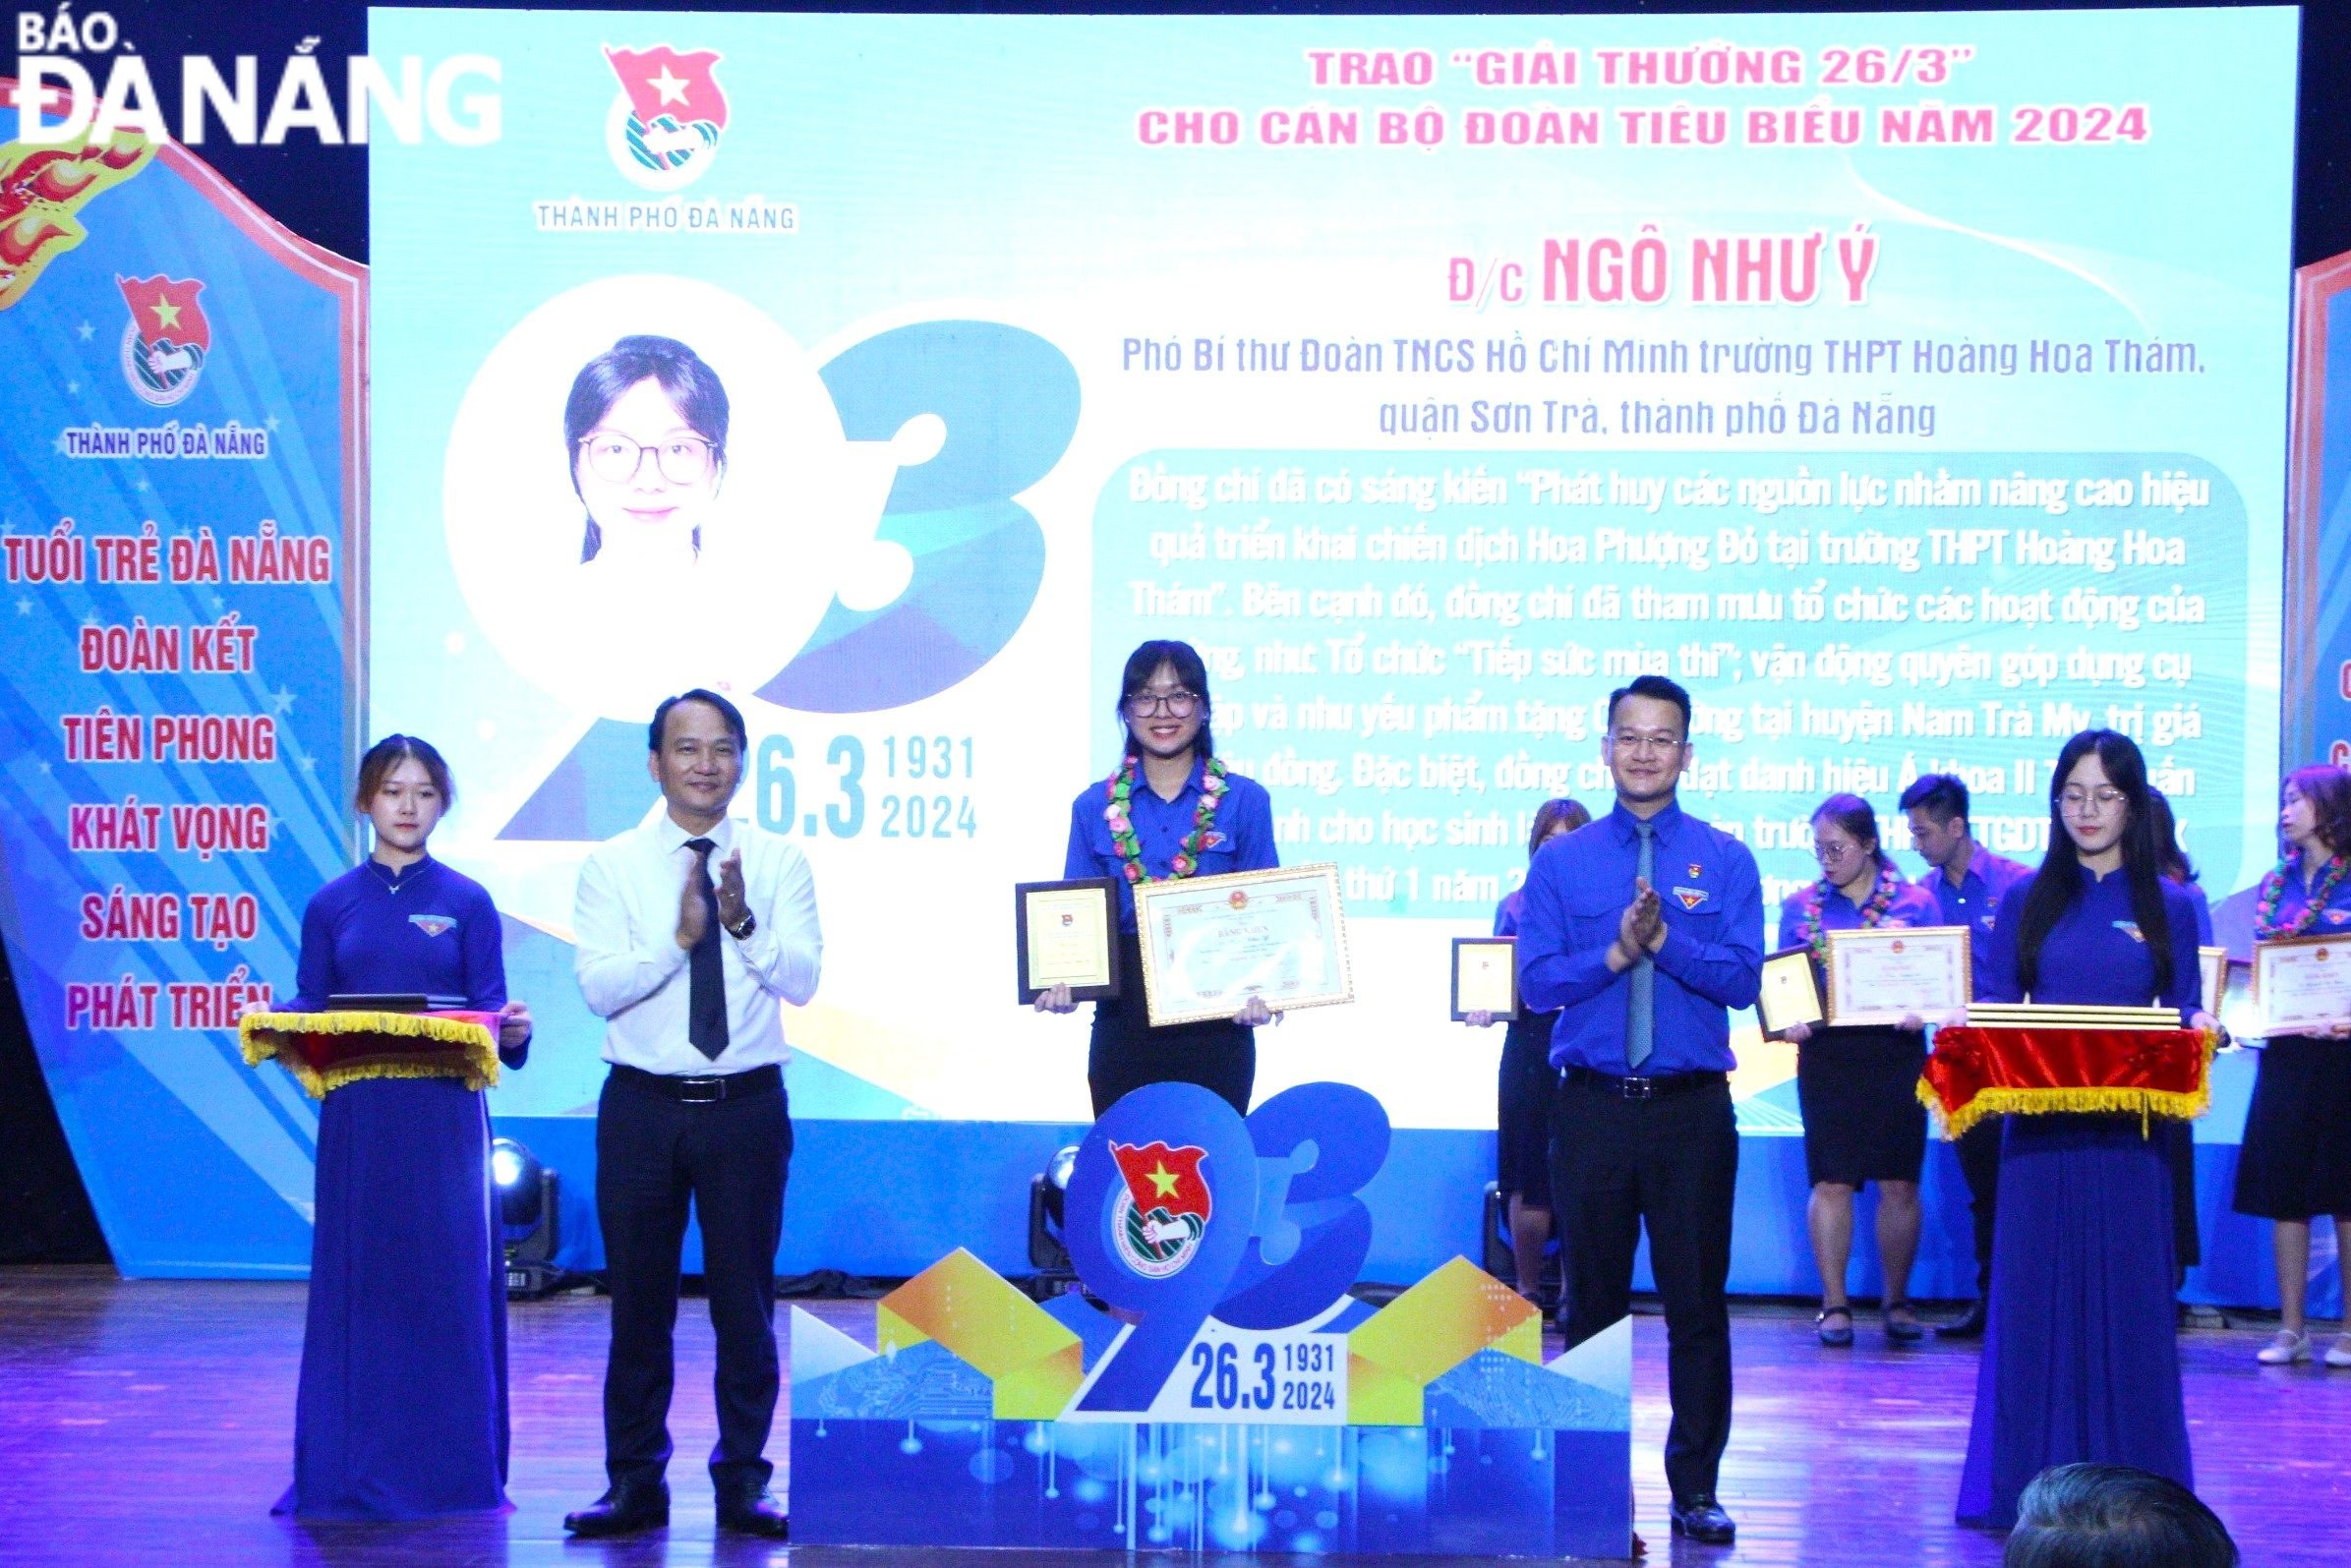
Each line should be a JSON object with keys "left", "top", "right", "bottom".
{"left": 1025, "top": 1142, "right": 1083, "bottom": 1299}
{"left": 490, "top": 1135, "right": 562, "bottom": 1298}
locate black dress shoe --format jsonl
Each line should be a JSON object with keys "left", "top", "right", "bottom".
{"left": 1670, "top": 1493, "right": 1736, "bottom": 1544}
{"left": 1937, "top": 1300, "right": 1989, "bottom": 1340}
{"left": 716, "top": 1485, "right": 790, "bottom": 1538}
{"left": 563, "top": 1480, "right": 669, "bottom": 1537}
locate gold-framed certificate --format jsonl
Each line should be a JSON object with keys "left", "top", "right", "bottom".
{"left": 1824, "top": 925, "right": 1969, "bottom": 1027}
{"left": 1758, "top": 946, "right": 1823, "bottom": 1038}
{"left": 1451, "top": 937, "right": 1517, "bottom": 1020}
{"left": 1014, "top": 878, "right": 1120, "bottom": 1003}
{"left": 2199, "top": 946, "right": 2228, "bottom": 1018}
{"left": 1132, "top": 863, "right": 1353, "bottom": 1026}
{"left": 2252, "top": 933, "right": 2351, "bottom": 1036}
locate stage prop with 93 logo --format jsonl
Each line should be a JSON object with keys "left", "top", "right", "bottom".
{"left": 788, "top": 1081, "right": 1632, "bottom": 1557}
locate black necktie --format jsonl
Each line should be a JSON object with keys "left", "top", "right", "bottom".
{"left": 684, "top": 838, "right": 729, "bottom": 1059}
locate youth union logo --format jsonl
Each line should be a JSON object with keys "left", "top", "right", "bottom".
{"left": 116, "top": 274, "right": 209, "bottom": 407}
{"left": 602, "top": 44, "right": 729, "bottom": 191}
{"left": 1108, "top": 1140, "right": 1212, "bottom": 1279}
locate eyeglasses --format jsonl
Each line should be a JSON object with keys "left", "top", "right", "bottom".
{"left": 577, "top": 433, "right": 718, "bottom": 487}
{"left": 2058, "top": 787, "right": 2127, "bottom": 815}
{"left": 1813, "top": 841, "right": 1865, "bottom": 861}
{"left": 1608, "top": 731, "right": 1684, "bottom": 755}
{"left": 1124, "top": 689, "right": 1201, "bottom": 718}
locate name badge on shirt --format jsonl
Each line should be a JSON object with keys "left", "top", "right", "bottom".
{"left": 2328, "top": 908, "right": 2350, "bottom": 926}
{"left": 410, "top": 913, "right": 455, "bottom": 938}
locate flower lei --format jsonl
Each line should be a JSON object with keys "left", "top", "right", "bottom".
{"left": 1104, "top": 756, "right": 1228, "bottom": 884}
{"left": 2253, "top": 849, "right": 2349, "bottom": 938}
{"left": 1797, "top": 861, "right": 1902, "bottom": 958}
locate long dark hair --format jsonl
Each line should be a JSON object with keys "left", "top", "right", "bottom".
{"left": 2145, "top": 788, "right": 2196, "bottom": 885}
{"left": 2015, "top": 729, "right": 2173, "bottom": 998}
{"left": 564, "top": 334, "right": 730, "bottom": 562}
{"left": 1117, "top": 639, "right": 1214, "bottom": 759}
{"left": 2285, "top": 763, "right": 2351, "bottom": 858}
{"left": 1526, "top": 797, "right": 1591, "bottom": 859}
{"left": 1811, "top": 791, "right": 1892, "bottom": 873}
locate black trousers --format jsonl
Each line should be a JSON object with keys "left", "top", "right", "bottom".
{"left": 1551, "top": 1070, "right": 1738, "bottom": 1503}
{"left": 596, "top": 1068, "right": 793, "bottom": 1490}
{"left": 1955, "top": 1117, "right": 2003, "bottom": 1298}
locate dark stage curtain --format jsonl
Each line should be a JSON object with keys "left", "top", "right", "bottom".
{"left": 0, "top": 949, "right": 110, "bottom": 1264}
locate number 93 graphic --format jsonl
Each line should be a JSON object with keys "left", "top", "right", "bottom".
{"left": 1063, "top": 1080, "right": 1390, "bottom": 1413}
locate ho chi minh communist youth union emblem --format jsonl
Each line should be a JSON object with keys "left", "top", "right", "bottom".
{"left": 602, "top": 43, "right": 730, "bottom": 192}
{"left": 116, "top": 274, "right": 210, "bottom": 407}
{"left": 1107, "top": 1140, "right": 1213, "bottom": 1279}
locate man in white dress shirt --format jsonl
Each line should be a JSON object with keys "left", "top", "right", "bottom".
{"left": 562, "top": 688, "right": 820, "bottom": 1539}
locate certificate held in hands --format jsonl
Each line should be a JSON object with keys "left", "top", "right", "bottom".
{"left": 1824, "top": 925, "right": 1969, "bottom": 1027}
{"left": 1132, "top": 863, "right": 1353, "bottom": 1026}
{"left": 1451, "top": 937, "right": 1517, "bottom": 1021}
{"left": 1014, "top": 878, "right": 1120, "bottom": 1003}
{"left": 2253, "top": 933, "right": 2351, "bottom": 1036}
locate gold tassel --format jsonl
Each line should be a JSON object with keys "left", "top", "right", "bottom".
{"left": 238, "top": 1010, "right": 500, "bottom": 1101}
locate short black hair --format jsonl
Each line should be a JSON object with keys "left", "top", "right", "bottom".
{"left": 648, "top": 687, "right": 747, "bottom": 752}
{"left": 1118, "top": 638, "right": 1215, "bottom": 758}
{"left": 1605, "top": 673, "right": 1691, "bottom": 735}
{"left": 2005, "top": 1463, "right": 2237, "bottom": 1568}
{"left": 1899, "top": 773, "right": 1970, "bottom": 824}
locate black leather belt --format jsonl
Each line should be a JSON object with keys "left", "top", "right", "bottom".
{"left": 1562, "top": 1066, "right": 1726, "bottom": 1101}
{"left": 610, "top": 1062, "right": 781, "bottom": 1104}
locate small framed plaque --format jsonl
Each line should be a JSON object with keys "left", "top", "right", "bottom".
{"left": 1014, "top": 878, "right": 1121, "bottom": 1003}
{"left": 2199, "top": 946, "right": 2228, "bottom": 1018}
{"left": 1451, "top": 937, "right": 1517, "bottom": 1021}
{"left": 1824, "top": 925, "right": 1970, "bottom": 1027}
{"left": 1132, "top": 863, "right": 1354, "bottom": 1026}
{"left": 1758, "top": 946, "right": 1824, "bottom": 1038}
{"left": 2252, "top": 932, "right": 2351, "bottom": 1036}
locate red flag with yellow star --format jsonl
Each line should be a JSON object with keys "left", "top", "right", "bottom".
{"left": 116, "top": 274, "right": 209, "bottom": 352}
{"left": 1109, "top": 1140, "right": 1212, "bottom": 1224}
{"left": 603, "top": 46, "right": 731, "bottom": 131}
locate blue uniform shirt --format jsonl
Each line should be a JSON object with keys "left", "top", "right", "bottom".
{"left": 1976, "top": 866, "right": 2204, "bottom": 1020}
{"left": 289, "top": 856, "right": 514, "bottom": 1060}
{"left": 1775, "top": 871, "right": 1943, "bottom": 952}
{"left": 1516, "top": 800, "right": 1764, "bottom": 1074}
{"left": 1916, "top": 842, "right": 2034, "bottom": 939}
{"left": 1064, "top": 756, "right": 1277, "bottom": 931}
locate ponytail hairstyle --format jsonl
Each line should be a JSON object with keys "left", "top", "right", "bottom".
{"left": 1810, "top": 791, "right": 1892, "bottom": 873}
{"left": 2015, "top": 729, "right": 2172, "bottom": 998}
{"left": 2284, "top": 763, "right": 2351, "bottom": 858}
{"left": 1526, "top": 796, "right": 1592, "bottom": 860}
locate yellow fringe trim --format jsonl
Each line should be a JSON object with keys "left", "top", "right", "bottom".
{"left": 239, "top": 1010, "right": 500, "bottom": 1100}
{"left": 1917, "top": 1036, "right": 2214, "bottom": 1141}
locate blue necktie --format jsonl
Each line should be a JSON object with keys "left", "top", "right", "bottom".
{"left": 1627, "top": 819, "right": 1656, "bottom": 1071}
{"left": 684, "top": 838, "right": 729, "bottom": 1060}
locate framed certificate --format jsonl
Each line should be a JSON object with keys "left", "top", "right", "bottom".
{"left": 1757, "top": 946, "right": 1823, "bottom": 1038}
{"left": 1824, "top": 925, "right": 1969, "bottom": 1027}
{"left": 1014, "top": 878, "right": 1120, "bottom": 1003}
{"left": 2199, "top": 946, "right": 2228, "bottom": 1018}
{"left": 2253, "top": 933, "right": 2351, "bottom": 1036}
{"left": 1132, "top": 863, "right": 1354, "bottom": 1026}
{"left": 1451, "top": 937, "right": 1517, "bottom": 1021}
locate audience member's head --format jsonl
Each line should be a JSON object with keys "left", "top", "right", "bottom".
{"left": 2004, "top": 1464, "right": 2237, "bottom": 1568}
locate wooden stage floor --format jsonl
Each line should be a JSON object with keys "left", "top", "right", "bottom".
{"left": 2, "top": 1267, "right": 2343, "bottom": 1567}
